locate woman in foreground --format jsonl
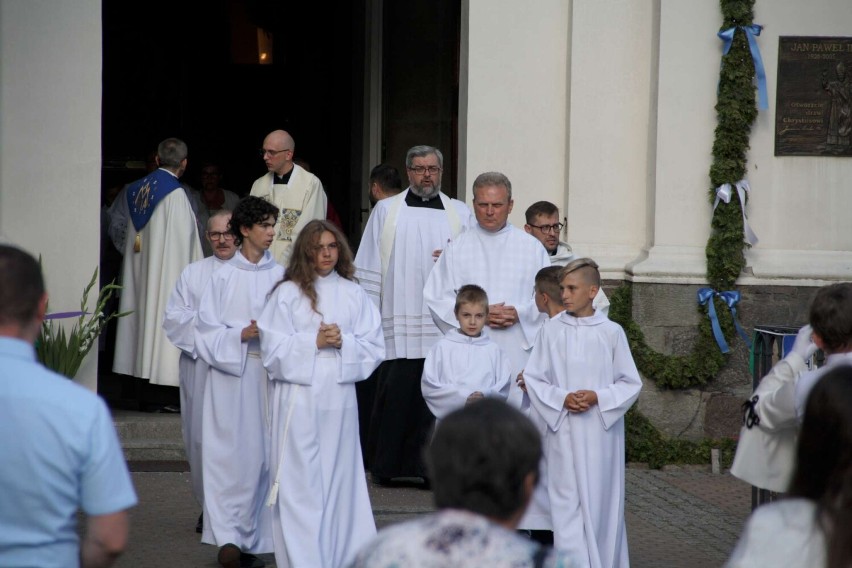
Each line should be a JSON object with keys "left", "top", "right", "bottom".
{"left": 727, "top": 364, "right": 852, "bottom": 568}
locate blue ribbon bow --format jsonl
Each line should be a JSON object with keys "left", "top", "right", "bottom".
{"left": 718, "top": 24, "right": 768, "bottom": 110}
{"left": 697, "top": 288, "right": 752, "bottom": 353}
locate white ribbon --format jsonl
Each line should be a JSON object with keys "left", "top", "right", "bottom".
{"left": 713, "top": 179, "right": 759, "bottom": 246}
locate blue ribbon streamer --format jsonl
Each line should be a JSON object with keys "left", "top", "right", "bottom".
{"left": 718, "top": 24, "right": 768, "bottom": 110}
{"left": 698, "top": 288, "right": 752, "bottom": 354}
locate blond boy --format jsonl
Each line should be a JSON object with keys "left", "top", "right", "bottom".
{"left": 523, "top": 258, "right": 641, "bottom": 567}
{"left": 421, "top": 285, "right": 512, "bottom": 428}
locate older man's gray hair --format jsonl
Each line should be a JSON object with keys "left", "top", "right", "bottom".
{"left": 472, "top": 171, "right": 512, "bottom": 201}
{"left": 405, "top": 145, "right": 443, "bottom": 169}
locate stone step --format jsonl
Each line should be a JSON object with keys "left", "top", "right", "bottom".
{"left": 111, "top": 409, "right": 186, "bottom": 462}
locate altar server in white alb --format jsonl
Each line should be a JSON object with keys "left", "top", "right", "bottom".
{"left": 424, "top": 171, "right": 550, "bottom": 409}
{"left": 523, "top": 258, "right": 641, "bottom": 568}
{"left": 114, "top": 137, "right": 203, "bottom": 388}
{"left": 421, "top": 284, "right": 511, "bottom": 430}
{"left": 250, "top": 129, "right": 327, "bottom": 266}
{"left": 162, "top": 210, "right": 237, "bottom": 532}
{"left": 259, "top": 219, "right": 385, "bottom": 568}
{"left": 194, "top": 197, "right": 282, "bottom": 568}
{"left": 355, "top": 145, "right": 473, "bottom": 484}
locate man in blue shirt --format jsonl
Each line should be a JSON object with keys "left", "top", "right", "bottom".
{"left": 0, "top": 245, "right": 137, "bottom": 568}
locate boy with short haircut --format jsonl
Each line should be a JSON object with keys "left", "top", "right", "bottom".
{"left": 421, "top": 284, "right": 512, "bottom": 428}
{"left": 517, "top": 266, "right": 565, "bottom": 396}
{"left": 523, "top": 258, "right": 642, "bottom": 567}
{"left": 534, "top": 265, "right": 565, "bottom": 319}
{"left": 794, "top": 283, "right": 852, "bottom": 417}
{"left": 731, "top": 283, "right": 852, "bottom": 493}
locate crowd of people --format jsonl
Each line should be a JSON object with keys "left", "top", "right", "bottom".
{"left": 5, "top": 132, "right": 852, "bottom": 568}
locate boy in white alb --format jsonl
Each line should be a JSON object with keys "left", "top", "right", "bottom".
{"left": 421, "top": 284, "right": 512, "bottom": 429}
{"left": 516, "top": 265, "right": 566, "bottom": 542}
{"left": 523, "top": 258, "right": 641, "bottom": 568}
{"left": 195, "top": 197, "right": 282, "bottom": 568}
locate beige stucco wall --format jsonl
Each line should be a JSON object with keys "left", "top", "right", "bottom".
{"left": 461, "top": 0, "right": 852, "bottom": 285}
{"left": 0, "top": 0, "right": 102, "bottom": 390}
{"left": 459, "top": 0, "right": 571, "bottom": 233}
{"left": 635, "top": 0, "right": 852, "bottom": 285}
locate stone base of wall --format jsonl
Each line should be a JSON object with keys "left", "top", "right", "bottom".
{"left": 605, "top": 280, "right": 817, "bottom": 441}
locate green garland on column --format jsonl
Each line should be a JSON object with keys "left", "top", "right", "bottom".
{"left": 608, "top": 0, "right": 757, "bottom": 389}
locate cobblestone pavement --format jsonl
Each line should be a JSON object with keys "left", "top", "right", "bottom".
{"left": 111, "top": 465, "right": 751, "bottom": 567}
{"left": 625, "top": 468, "right": 751, "bottom": 567}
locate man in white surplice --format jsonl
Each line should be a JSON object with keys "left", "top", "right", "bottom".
{"left": 354, "top": 145, "right": 473, "bottom": 483}
{"left": 194, "top": 197, "right": 283, "bottom": 566}
{"left": 113, "top": 138, "right": 204, "bottom": 392}
{"left": 423, "top": 171, "right": 550, "bottom": 409}
{"left": 250, "top": 129, "right": 327, "bottom": 266}
{"left": 162, "top": 210, "right": 237, "bottom": 533}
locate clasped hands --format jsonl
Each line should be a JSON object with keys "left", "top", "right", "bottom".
{"left": 240, "top": 320, "right": 259, "bottom": 342}
{"left": 488, "top": 303, "right": 518, "bottom": 328}
{"left": 316, "top": 322, "right": 342, "bottom": 349}
{"left": 564, "top": 390, "right": 598, "bottom": 413}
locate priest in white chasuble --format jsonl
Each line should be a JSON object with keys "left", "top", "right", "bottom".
{"left": 113, "top": 137, "right": 203, "bottom": 388}
{"left": 424, "top": 171, "right": 550, "bottom": 409}
{"left": 194, "top": 197, "right": 283, "bottom": 564}
{"left": 162, "top": 210, "right": 236, "bottom": 523}
{"left": 250, "top": 129, "right": 327, "bottom": 266}
{"left": 354, "top": 145, "right": 474, "bottom": 484}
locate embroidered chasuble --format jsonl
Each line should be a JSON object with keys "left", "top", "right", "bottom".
{"left": 126, "top": 168, "right": 182, "bottom": 252}
{"left": 249, "top": 164, "right": 327, "bottom": 266}
{"left": 113, "top": 173, "right": 203, "bottom": 387}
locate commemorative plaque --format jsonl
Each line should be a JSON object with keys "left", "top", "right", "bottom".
{"left": 775, "top": 36, "right": 852, "bottom": 157}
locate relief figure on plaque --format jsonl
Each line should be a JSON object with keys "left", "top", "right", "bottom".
{"left": 822, "top": 61, "right": 851, "bottom": 147}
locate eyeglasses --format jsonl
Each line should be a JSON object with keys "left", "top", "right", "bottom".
{"left": 407, "top": 166, "right": 442, "bottom": 175}
{"left": 206, "top": 231, "right": 235, "bottom": 241}
{"left": 527, "top": 223, "right": 564, "bottom": 234}
{"left": 314, "top": 242, "right": 339, "bottom": 253}
{"left": 260, "top": 148, "right": 292, "bottom": 158}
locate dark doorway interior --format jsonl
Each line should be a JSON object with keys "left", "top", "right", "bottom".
{"left": 101, "top": 0, "right": 361, "bottom": 233}
{"left": 382, "top": 0, "right": 460, "bottom": 195}
{"left": 100, "top": 0, "right": 364, "bottom": 407}
{"left": 99, "top": 0, "right": 460, "bottom": 402}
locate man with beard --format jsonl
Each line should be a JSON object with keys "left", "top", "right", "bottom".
{"left": 354, "top": 145, "right": 473, "bottom": 485}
